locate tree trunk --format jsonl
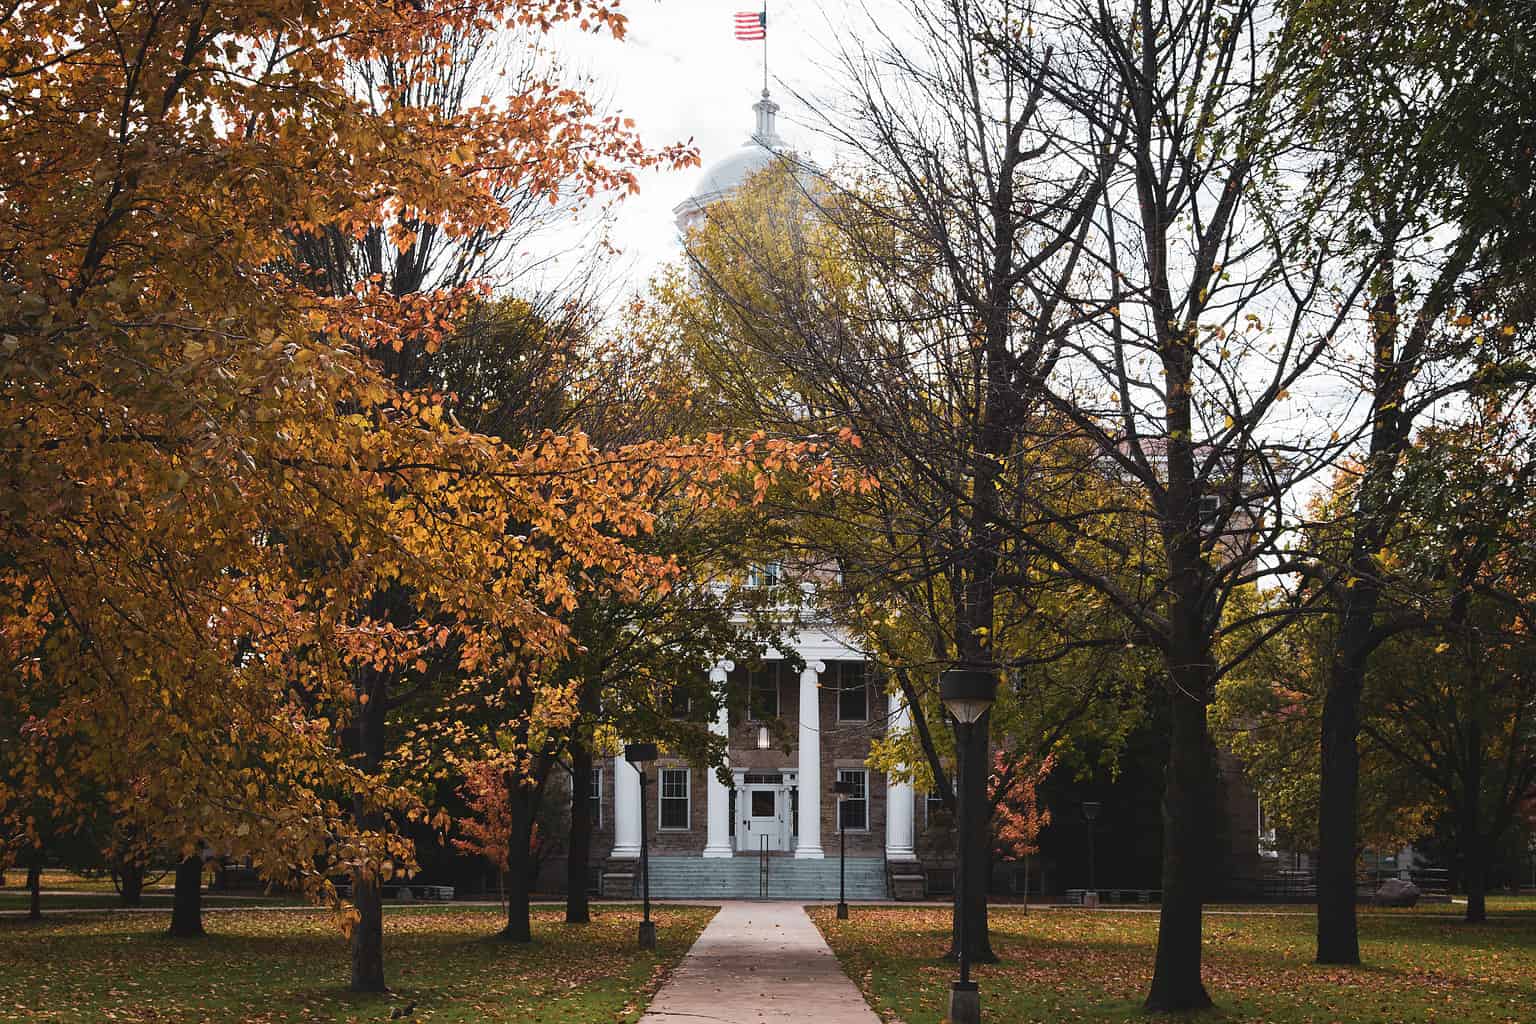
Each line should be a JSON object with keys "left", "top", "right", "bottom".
{"left": 118, "top": 859, "right": 144, "bottom": 907}
{"left": 566, "top": 738, "right": 593, "bottom": 925}
{"left": 1318, "top": 259, "right": 1402, "bottom": 966}
{"left": 349, "top": 678, "right": 388, "bottom": 993}
{"left": 1144, "top": 686, "right": 1214, "bottom": 1012}
{"left": 1463, "top": 842, "right": 1488, "bottom": 924}
{"left": 502, "top": 772, "right": 537, "bottom": 942}
{"left": 26, "top": 855, "right": 42, "bottom": 921}
{"left": 946, "top": 714, "right": 996, "bottom": 963}
{"left": 1317, "top": 654, "right": 1365, "bottom": 963}
{"left": 1460, "top": 716, "right": 1487, "bottom": 925}
{"left": 350, "top": 873, "right": 386, "bottom": 991}
{"left": 169, "top": 853, "right": 206, "bottom": 938}
{"left": 1317, "top": 544, "right": 1390, "bottom": 967}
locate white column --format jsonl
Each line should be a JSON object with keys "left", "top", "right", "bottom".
{"left": 885, "top": 695, "right": 918, "bottom": 861}
{"left": 703, "top": 659, "right": 735, "bottom": 858}
{"left": 611, "top": 752, "right": 641, "bottom": 859}
{"left": 795, "top": 660, "right": 827, "bottom": 859}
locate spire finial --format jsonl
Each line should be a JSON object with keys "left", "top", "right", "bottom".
{"left": 751, "top": 90, "right": 781, "bottom": 147}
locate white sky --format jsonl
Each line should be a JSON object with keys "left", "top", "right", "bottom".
{"left": 540, "top": 1, "right": 1406, "bottom": 519}
{"left": 549, "top": 0, "right": 870, "bottom": 286}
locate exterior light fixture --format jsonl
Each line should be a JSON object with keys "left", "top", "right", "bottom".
{"left": 832, "top": 778, "right": 856, "bottom": 920}
{"left": 624, "top": 742, "right": 658, "bottom": 949}
{"left": 1083, "top": 800, "right": 1102, "bottom": 908}
{"left": 939, "top": 668, "right": 998, "bottom": 725}
{"left": 938, "top": 666, "right": 998, "bottom": 1024}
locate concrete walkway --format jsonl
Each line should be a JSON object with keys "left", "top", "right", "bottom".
{"left": 640, "top": 901, "right": 881, "bottom": 1024}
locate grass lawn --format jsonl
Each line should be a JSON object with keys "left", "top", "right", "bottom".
{"left": 0, "top": 875, "right": 303, "bottom": 913}
{"left": 0, "top": 890, "right": 299, "bottom": 911}
{"left": 810, "top": 904, "right": 1536, "bottom": 1023}
{"left": 0, "top": 869, "right": 306, "bottom": 911}
{"left": 3, "top": 870, "right": 124, "bottom": 893}
{"left": 0, "top": 903, "right": 714, "bottom": 1023}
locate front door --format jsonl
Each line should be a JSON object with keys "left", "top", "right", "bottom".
{"left": 738, "top": 785, "right": 786, "bottom": 851}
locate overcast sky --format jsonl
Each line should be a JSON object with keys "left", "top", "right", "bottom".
{"left": 549, "top": 0, "right": 876, "bottom": 285}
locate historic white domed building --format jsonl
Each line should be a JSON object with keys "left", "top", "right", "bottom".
{"left": 672, "top": 90, "right": 793, "bottom": 234}
{"left": 582, "top": 92, "right": 926, "bottom": 902}
{"left": 557, "top": 91, "right": 1265, "bottom": 906}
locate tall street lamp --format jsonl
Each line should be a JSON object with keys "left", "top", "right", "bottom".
{"left": 1082, "top": 800, "right": 1101, "bottom": 908}
{"left": 625, "top": 742, "right": 659, "bottom": 950}
{"left": 940, "top": 666, "right": 997, "bottom": 1024}
{"left": 833, "top": 778, "right": 856, "bottom": 920}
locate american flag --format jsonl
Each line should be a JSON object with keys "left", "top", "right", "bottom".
{"left": 734, "top": 10, "right": 766, "bottom": 40}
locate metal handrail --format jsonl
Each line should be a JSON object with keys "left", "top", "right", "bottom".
{"left": 760, "top": 833, "right": 769, "bottom": 898}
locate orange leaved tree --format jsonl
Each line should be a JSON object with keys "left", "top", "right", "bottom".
{"left": 0, "top": 0, "right": 861, "bottom": 995}
{"left": 989, "top": 751, "right": 1054, "bottom": 864}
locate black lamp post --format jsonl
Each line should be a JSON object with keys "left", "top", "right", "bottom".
{"left": 625, "top": 742, "right": 659, "bottom": 950}
{"left": 833, "top": 778, "right": 856, "bottom": 919}
{"left": 940, "top": 666, "right": 997, "bottom": 1024}
{"left": 1082, "top": 800, "right": 1101, "bottom": 908}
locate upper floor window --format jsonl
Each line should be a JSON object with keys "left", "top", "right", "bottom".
{"left": 747, "top": 561, "right": 783, "bottom": 589}
{"left": 835, "top": 662, "right": 868, "bottom": 722}
{"left": 748, "top": 665, "right": 781, "bottom": 721}
{"left": 669, "top": 685, "right": 692, "bottom": 719}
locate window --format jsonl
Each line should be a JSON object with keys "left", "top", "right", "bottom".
{"left": 837, "top": 768, "right": 868, "bottom": 831}
{"left": 1198, "top": 494, "right": 1221, "bottom": 519}
{"left": 925, "top": 791, "right": 947, "bottom": 827}
{"left": 659, "top": 767, "right": 690, "bottom": 830}
{"left": 748, "top": 665, "right": 780, "bottom": 720}
{"left": 591, "top": 767, "right": 603, "bottom": 829}
{"left": 835, "top": 662, "right": 868, "bottom": 721}
{"left": 571, "top": 767, "right": 602, "bottom": 829}
{"left": 668, "top": 685, "right": 692, "bottom": 718}
{"left": 1258, "top": 799, "right": 1278, "bottom": 858}
{"left": 747, "top": 561, "right": 783, "bottom": 588}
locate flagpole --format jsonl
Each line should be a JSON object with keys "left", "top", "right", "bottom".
{"left": 762, "top": 1, "right": 768, "bottom": 94}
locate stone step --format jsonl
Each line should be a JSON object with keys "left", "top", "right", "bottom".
{"left": 637, "top": 856, "right": 889, "bottom": 899}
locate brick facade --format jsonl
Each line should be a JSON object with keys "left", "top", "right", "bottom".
{"left": 537, "top": 659, "right": 1264, "bottom": 901}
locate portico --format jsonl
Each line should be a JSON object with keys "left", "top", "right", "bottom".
{"left": 606, "top": 633, "right": 918, "bottom": 894}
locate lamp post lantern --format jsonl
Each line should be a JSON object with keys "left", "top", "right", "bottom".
{"left": 940, "top": 667, "right": 997, "bottom": 1024}
{"left": 1082, "top": 800, "right": 1101, "bottom": 908}
{"left": 625, "top": 742, "right": 659, "bottom": 950}
{"left": 832, "top": 778, "right": 856, "bottom": 920}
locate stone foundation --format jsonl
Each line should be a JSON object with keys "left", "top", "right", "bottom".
{"left": 600, "top": 867, "right": 636, "bottom": 899}
{"left": 889, "top": 864, "right": 926, "bottom": 901}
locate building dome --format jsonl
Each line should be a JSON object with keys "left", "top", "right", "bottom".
{"left": 673, "top": 91, "right": 791, "bottom": 231}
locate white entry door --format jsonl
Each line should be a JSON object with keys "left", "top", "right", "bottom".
{"left": 738, "top": 785, "right": 786, "bottom": 851}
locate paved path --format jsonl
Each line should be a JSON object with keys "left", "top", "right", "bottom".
{"left": 640, "top": 902, "right": 881, "bottom": 1024}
